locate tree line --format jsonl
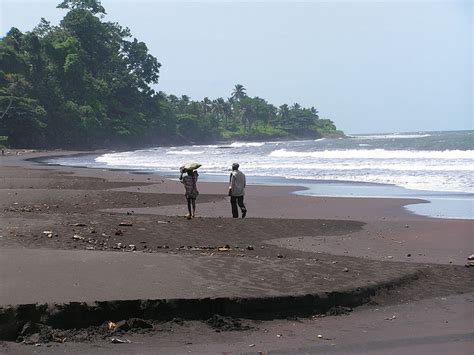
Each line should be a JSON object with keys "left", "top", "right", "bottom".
{"left": 0, "top": 0, "right": 343, "bottom": 149}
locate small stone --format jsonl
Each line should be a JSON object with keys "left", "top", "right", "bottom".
{"left": 73, "top": 234, "right": 84, "bottom": 240}
{"left": 277, "top": 254, "right": 283, "bottom": 258}
{"left": 317, "top": 334, "right": 323, "bottom": 338}
{"left": 407, "top": 254, "right": 411, "bottom": 257}
{"left": 342, "top": 267, "right": 349, "bottom": 272}
{"left": 246, "top": 245, "right": 254, "bottom": 250}
{"left": 249, "top": 344, "right": 255, "bottom": 347}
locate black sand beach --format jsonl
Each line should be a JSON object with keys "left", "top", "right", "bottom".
{"left": 0, "top": 150, "right": 472, "bottom": 354}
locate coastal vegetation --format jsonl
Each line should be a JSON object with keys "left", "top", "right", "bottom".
{"left": 0, "top": 0, "right": 343, "bottom": 149}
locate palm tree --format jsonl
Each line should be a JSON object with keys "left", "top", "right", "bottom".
{"left": 201, "top": 97, "right": 212, "bottom": 114}
{"left": 310, "top": 106, "right": 319, "bottom": 119}
{"left": 231, "top": 84, "right": 246, "bottom": 102}
{"left": 291, "top": 102, "right": 301, "bottom": 111}
{"left": 278, "top": 104, "right": 290, "bottom": 126}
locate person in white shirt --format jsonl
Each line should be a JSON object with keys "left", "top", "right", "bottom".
{"left": 228, "top": 163, "right": 247, "bottom": 218}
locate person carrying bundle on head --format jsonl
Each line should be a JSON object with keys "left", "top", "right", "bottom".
{"left": 180, "top": 166, "right": 199, "bottom": 219}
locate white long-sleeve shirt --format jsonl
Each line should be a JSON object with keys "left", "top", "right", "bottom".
{"left": 229, "top": 170, "right": 246, "bottom": 196}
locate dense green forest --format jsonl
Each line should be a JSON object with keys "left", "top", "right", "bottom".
{"left": 0, "top": 0, "right": 343, "bottom": 149}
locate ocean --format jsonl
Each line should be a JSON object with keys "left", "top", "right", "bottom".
{"left": 45, "top": 130, "right": 473, "bottom": 219}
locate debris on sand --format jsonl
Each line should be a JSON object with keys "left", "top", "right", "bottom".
{"left": 110, "top": 337, "right": 131, "bottom": 344}
{"left": 42, "top": 231, "right": 54, "bottom": 238}
{"left": 218, "top": 244, "right": 231, "bottom": 251}
{"left": 107, "top": 321, "right": 116, "bottom": 331}
{"left": 465, "top": 255, "right": 474, "bottom": 267}
{"left": 326, "top": 306, "right": 352, "bottom": 316}
{"left": 72, "top": 234, "right": 84, "bottom": 240}
{"left": 119, "top": 222, "right": 133, "bottom": 227}
{"left": 205, "top": 315, "right": 251, "bottom": 332}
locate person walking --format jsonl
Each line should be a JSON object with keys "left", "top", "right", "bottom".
{"left": 180, "top": 169, "right": 199, "bottom": 219}
{"left": 228, "top": 163, "right": 247, "bottom": 218}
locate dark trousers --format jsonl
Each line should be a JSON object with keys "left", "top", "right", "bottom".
{"left": 230, "top": 196, "right": 246, "bottom": 218}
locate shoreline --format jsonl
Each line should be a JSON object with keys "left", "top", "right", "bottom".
{"left": 28, "top": 149, "right": 474, "bottom": 220}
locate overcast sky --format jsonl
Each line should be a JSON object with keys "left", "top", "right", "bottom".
{"left": 1, "top": 0, "right": 472, "bottom": 134}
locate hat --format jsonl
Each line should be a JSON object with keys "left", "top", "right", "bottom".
{"left": 232, "top": 163, "right": 240, "bottom": 169}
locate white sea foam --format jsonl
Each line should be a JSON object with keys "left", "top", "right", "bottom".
{"left": 269, "top": 149, "right": 474, "bottom": 160}
{"left": 166, "top": 150, "right": 204, "bottom": 155}
{"left": 82, "top": 133, "right": 474, "bottom": 195}
{"left": 229, "top": 142, "right": 265, "bottom": 147}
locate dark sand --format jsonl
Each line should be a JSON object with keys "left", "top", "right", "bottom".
{"left": 0, "top": 149, "right": 472, "bottom": 353}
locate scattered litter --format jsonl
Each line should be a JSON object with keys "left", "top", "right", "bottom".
{"left": 119, "top": 222, "right": 133, "bottom": 227}
{"left": 384, "top": 315, "right": 397, "bottom": 320}
{"left": 249, "top": 344, "right": 255, "bottom": 348}
{"left": 115, "top": 230, "right": 123, "bottom": 236}
{"left": 276, "top": 334, "right": 282, "bottom": 338}
{"left": 342, "top": 267, "right": 349, "bottom": 272}
{"left": 86, "top": 246, "right": 95, "bottom": 250}
{"left": 387, "top": 256, "right": 393, "bottom": 259}
{"left": 317, "top": 334, "right": 323, "bottom": 338}
{"left": 73, "top": 235, "right": 84, "bottom": 240}
{"left": 157, "top": 220, "right": 170, "bottom": 224}
{"left": 110, "top": 337, "right": 131, "bottom": 344}
{"left": 246, "top": 245, "right": 254, "bottom": 250}
{"left": 107, "top": 321, "right": 116, "bottom": 331}
{"left": 277, "top": 254, "right": 284, "bottom": 259}
{"left": 218, "top": 245, "right": 231, "bottom": 251}
{"left": 72, "top": 223, "right": 87, "bottom": 227}
{"left": 404, "top": 225, "right": 409, "bottom": 228}
{"left": 129, "top": 244, "right": 137, "bottom": 251}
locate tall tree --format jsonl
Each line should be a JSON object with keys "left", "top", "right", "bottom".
{"left": 231, "top": 84, "right": 246, "bottom": 102}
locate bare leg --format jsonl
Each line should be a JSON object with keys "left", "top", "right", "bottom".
{"left": 191, "top": 199, "right": 196, "bottom": 217}
{"left": 186, "top": 198, "right": 192, "bottom": 218}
